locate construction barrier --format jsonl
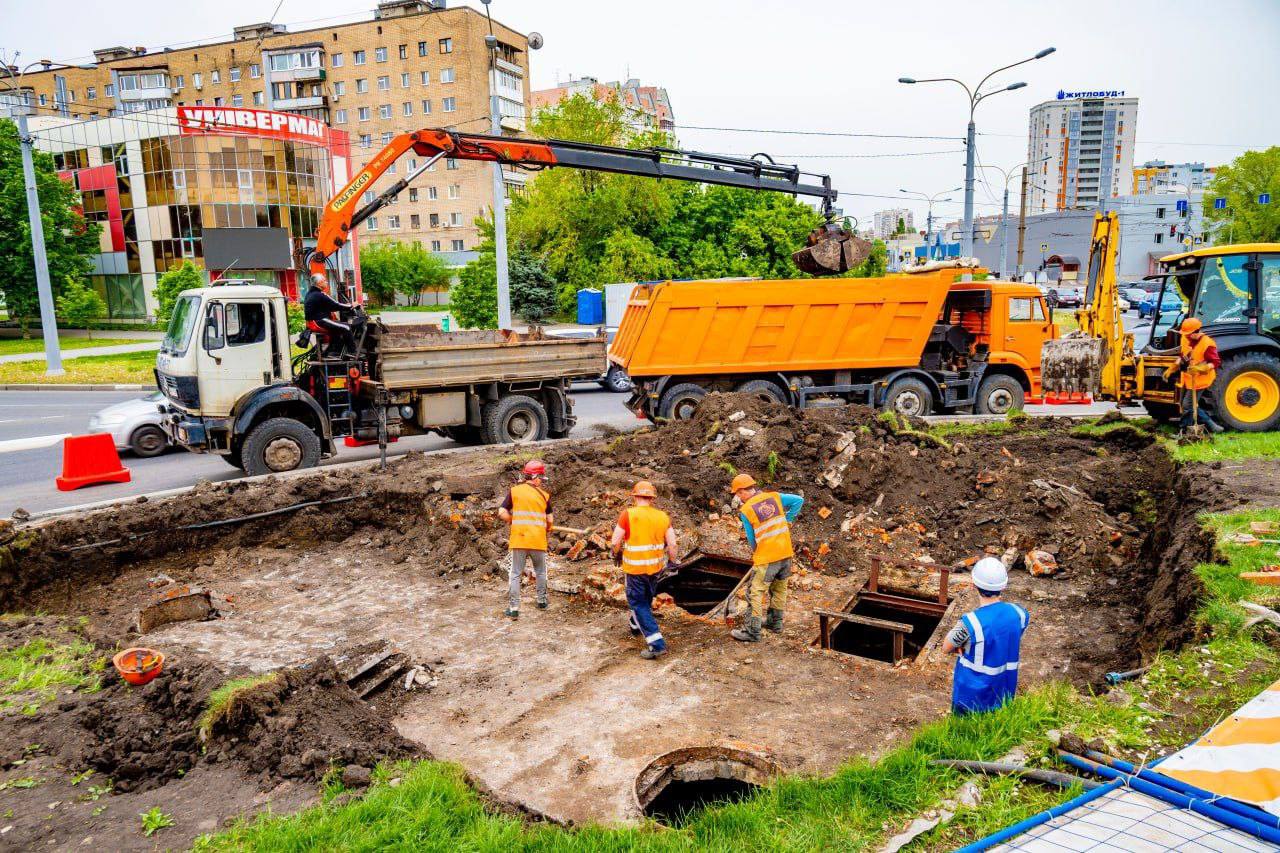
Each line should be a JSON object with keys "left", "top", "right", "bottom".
{"left": 343, "top": 435, "right": 399, "bottom": 448}
{"left": 1043, "top": 392, "right": 1094, "bottom": 405}
{"left": 55, "top": 433, "right": 131, "bottom": 491}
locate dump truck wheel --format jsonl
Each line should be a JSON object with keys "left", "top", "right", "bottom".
{"left": 975, "top": 375, "right": 1025, "bottom": 415}
{"left": 482, "top": 395, "right": 549, "bottom": 444}
{"left": 883, "top": 377, "right": 933, "bottom": 417}
{"left": 1211, "top": 353, "right": 1280, "bottom": 432}
{"left": 658, "top": 383, "right": 707, "bottom": 421}
{"left": 1142, "top": 400, "right": 1180, "bottom": 424}
{"left": 735, "top": 379, "right": 789, "bottom": 406}
{"left": 242, "top": 417, "right": 321, "bottom": 476}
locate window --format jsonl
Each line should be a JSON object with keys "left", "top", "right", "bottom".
{"left": 86, "top": 86, "right": 96, "bottom": 100}
{"left": 442, "top": 97, "right": 456, "bottom": 112}
{"left": 379, "top": 104, "right": 392, "bottom": 119}
{"left": 229, "top": 66, "right": 241, "bottom": 82}
{"left": 420, "top": 70, "right": 430, "bottom": 85}
{"left": 1008, "top": 297, "right": 1045, "bottom": 322}
{"left": 398, "top": 44, "right": 407, "bottom": 60}
{"left": 335, "top": 108, "right": 347, "bottom": 123}
{"left": 334, "top": 81, "right": 346, "bottom": 96}
{"left": 381, "top": 131, "right": 393, "bottom": 145}
{"left": 449, "top": 212, "right": 462, "bottom": 226}
{"left": 1194, "top": 254, "right": 1250, "bottom": 325}
{"left": 331, "top": 53, "right": 344, "bottom": 68}
{"left": 192, "top": 73, "right": 201, "bottom": 88}
{"left": 401, "top": 72, "right": 410, "bottom": 88}
{"left": 362, "top": 190, "right": 375, "bottom": 205}
{"left": 194, "top": 99, "right": 203, "bottom": 105}
{"left": 231, "top": 94, "right": 243, "bottom": 107}
{"left": 410, "top": 214, "right": 420, "bottom": 228}
{"left": 421, "top": 98, "right": 432, "bottom": 114}
{"left": 427, "top": 186, "right": 438, "bottom": 200}
{"left": 448, "top": 184, "right": 460, "bottom": 199}
{"left": 211, "top": 69, "right": 221, "bottom": 83}
{"left": 375, "top": 47, "right": 387, "bottom": 62}
{"left": 358, "top": 106, "right": 370, "bottom": 121}
{"left": 377, "top": 75, "right": 390, "bottom": 90}
{"left": 408, "top": 188, "right": 418, "bottom": 202}
{"left": 356, "top": 78, "right": 368, "bottom": 93}
{"left": 1154, "top": 232, "right": 1164, "bottom": 244}
{"left": 1261, "top": 256, "right": 1280, "bottom": 337}
{"left": 250, "top": 63, "right": 261, "bottom": 78}
{"left": 213, "top": 96, "right": 224, "bottom": 106}
{"left": 1156, "top": 206, "right": 1165, "bottom": 219}
{"left": 431, "top": 239, "right": 441, "bottom": 251}
{"left": 452, "top": 239, "right": 464, "bottom": 251}
{"left": 497, "top": 69, "right": 521, "bottom": 90}
{"left": 401, "top": 101, "right": 412, "bottom": 116}
{"left": 253, "top": 91, "right": 263, "bottom": 105}
{"left": 354, "top": 49, "right": 366, "bottom": 65}
{"left": 359, "top": 133, "right": 372, "bottom": 148}
{"left": 105, "top": 83, "right": 115, "bottom": 96}
{"left": 388, "top": 215, "right": 401, "bottom": 229}
{"left": 439, "top": 38, "right": 453, "bottom": 53}
{"left": 440, "top": 67, "right": 455, "bottom": 83}
{"left": 446, "top": 157, "right": 458, "bottom": 169}
{"left": 429, "top": 213, "right": 439, "bottom": 227}
{"left": 419, "top": 41, "right": 428, "bottom": 56}
{"left": 225, "top": 303, "right": 266, "bottom": 346}
{"left": 367, "top": 216, "right": 378, "bottom": 231}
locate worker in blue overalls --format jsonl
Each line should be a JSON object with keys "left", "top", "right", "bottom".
{"left": 941, "top": 557, "right": 1029, "bottom": 715}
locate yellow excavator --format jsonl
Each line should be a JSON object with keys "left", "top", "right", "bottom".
{"left": 1041, "top": 212, "right": 1280, "bottom": 431}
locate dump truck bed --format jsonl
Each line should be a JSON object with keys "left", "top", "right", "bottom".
{"left": 371, "top": 325, "right": 606, "bottom": 391}
{"left": 610, "top": 270, "right": 959, "bottom": 377}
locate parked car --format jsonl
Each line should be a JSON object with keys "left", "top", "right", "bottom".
{"left": 547, "top": 327, "right": 632, "bottom": 392}
{"left": 1046, "top": 285, "right": 1084, "bottom": 308}
{"left": 1121, "top": 286, "right": 1149, "bottom": 311}
{"left": 88, "top": 391, "right": 171, "bottom": 457}
{"left": 1138, "top": 291, "right": 1185, "bottom": 319}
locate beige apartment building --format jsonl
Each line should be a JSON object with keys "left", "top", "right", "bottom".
{"left": 16, "top": 0, "right": 531, "bottom": 257}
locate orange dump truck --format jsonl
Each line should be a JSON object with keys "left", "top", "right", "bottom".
{"left": 609, "top": 267, "right": 1057, "bottom": 420}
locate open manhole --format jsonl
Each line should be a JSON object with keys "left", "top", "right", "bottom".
{"left": 635, "top": 746, "right": 779, "bottom": 825}
{"left": 657, "top": 554, "right": 750, "bottom": 616}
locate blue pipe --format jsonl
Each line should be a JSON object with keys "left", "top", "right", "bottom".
{"left": 953, "top": 779, "right": 1121, "bottom": 853}
{"left": 1079, "top": 747, "right": 1280, "bottom": 829}
{"left": 1059, "top": 753, "right": 1280, "bottom": 846}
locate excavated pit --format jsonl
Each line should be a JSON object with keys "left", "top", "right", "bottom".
{"left": 0, "top": 395, "right": 1230, "bottom": 832}
{"left": 634, "top": 746, "right": 779, "bottom": 826}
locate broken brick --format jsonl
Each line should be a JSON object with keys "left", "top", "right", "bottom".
{"left": 817, "top": 506, "right": 832, "bottom": 520}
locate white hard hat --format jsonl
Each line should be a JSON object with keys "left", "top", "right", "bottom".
{"left": 972, "top": 557, "right": 1008, "bottom": 593}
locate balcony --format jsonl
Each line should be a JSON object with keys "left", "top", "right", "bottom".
{"left": 499, "top": 113, "right": 526, "bottom": 132}
{"left": 273, "top": 66, "right": 325, "bottom": 82}
{"left": 273, "top": 94, "right": 327, "bottom": 110}
{"left": 118, "top": 84, "right": 176, "bottom": 102}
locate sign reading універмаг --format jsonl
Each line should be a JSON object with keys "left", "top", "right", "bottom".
{"left": 176, "top": 106, "right": 329, "bottom": 147}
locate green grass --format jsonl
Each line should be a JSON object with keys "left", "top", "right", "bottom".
{"left": 1067, "top": 417, "right": 1154, "bottom": 439}
{"left": 198, "top": 673, "right": 282, "bottom": 742}
{"left": 0, "top": 349, "right": 158, "bottom": 385}
{"left": 0, "top": 635, "right": 103, "bottom": 713}
{"left": 0, "top": 337, "right": 150, "bottom": 356}
{"left": 1169, "top": 431, "right": 1280, "bottom": 463}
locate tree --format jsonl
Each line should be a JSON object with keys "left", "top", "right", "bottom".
{"left": 153, "top": 261, "right": 205, "bottom": 325}
{"left": 1203, "top": 147, "right": 1280, "bottom": 243}
{"left": 358, "top": 241, "right": 400, "bottom": 306}
{"left": 55, "top": 278, "right": 106, "bottom": 339}
{"left": 509, "top": 249, "right": 557, "bottom": 323}
{"left": 895, "top": 217, "right": 906, "bottom": 236}
{"left": 451, "top": 252, "right": 498, "bottom": 329}
{"left": 395, "top": 246, "right": 452, "bottom": 306}
{"left": 0, "top": 120, "right": 101, "bottom": 335}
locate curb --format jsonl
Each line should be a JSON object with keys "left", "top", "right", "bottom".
{"left": 0, "top": 384, "right": 157, "bottom": 392}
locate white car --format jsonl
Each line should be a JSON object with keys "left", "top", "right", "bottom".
{"left": 88, "top": 392, "right": 172, "bottom": 457}
{"left": 547, "top": 327, "right": 632, "bottom": 393}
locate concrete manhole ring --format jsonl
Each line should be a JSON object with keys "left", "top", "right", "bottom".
{"left": 634, "top": 745, "right": 781, "bottom": 822}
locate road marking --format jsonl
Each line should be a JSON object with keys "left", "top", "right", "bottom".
{"left": 0, "top": 433, "right": 71, "bottom": 455}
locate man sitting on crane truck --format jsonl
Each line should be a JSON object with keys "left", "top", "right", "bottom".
{"left": 303, "top": 273, "right": 357, "bottom": 358}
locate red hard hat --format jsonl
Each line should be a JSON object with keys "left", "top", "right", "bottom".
{"left": 522, "top": 460, "right": 546, "bottom": 477}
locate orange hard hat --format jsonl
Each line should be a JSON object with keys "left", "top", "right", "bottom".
{"left": 729, "top": 473, "right": 757, "bottom": 492}
{"left": 522, "top": 459, "right": 546, "bottom": 477}
{"left": 1178, "top": 317, "right": 1203, "bottom": 335}
{"left": 631, "top": 480, "right": 658, "bottom": 498}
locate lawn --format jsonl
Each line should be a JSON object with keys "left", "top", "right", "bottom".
{"left": 1169, "top": 430, "right": 1280, "bottom": 463}
{"left": 0, "top": 349, "right": 158, "bottom": 385}
{"left": 0, "top": 337, "right": 150, "bottom": 356}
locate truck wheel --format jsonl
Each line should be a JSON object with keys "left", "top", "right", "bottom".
{"left": 600, "top": 365, "right": 633, "bottom": 393}
{"left": 658, "top": 383, "right": 706, "bottom": 421}
{"left": 1142, "top": 400, "right": 1180, "bottom": 424}
{"left": 975, "top": 374, "right": 1025, "bottom": 415}
{"left": 735, "top": 379, "right": 789, "bottom": 406}
{"left": 241, "top": 417, "right": 322, "bottom": 476}
{"left": 1211, "top": 353, "right": 1280, "bottom": 432}
{"left": 883, "top": 377, "right": 933, "bottom": 417}
{"left": 482, "top": 395, "right": 549, "bottom": 444}
{"left": 128, "top": 424, "right": 168, "bottom": 458}
{"left": 443, "top": 425, "right": 484, "bottom": 445}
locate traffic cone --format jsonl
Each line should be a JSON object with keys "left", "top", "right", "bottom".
{"left": 55, "top": 433, "right": 131, "bottom": 491}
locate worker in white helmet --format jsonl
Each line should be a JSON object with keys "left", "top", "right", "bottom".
{"left": 941, "top": 557, "right": 1029, "bottom": 715}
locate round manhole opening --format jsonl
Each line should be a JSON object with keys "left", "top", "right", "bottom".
{"left": 634, "top": 746, "right": 779, "bottom": 826}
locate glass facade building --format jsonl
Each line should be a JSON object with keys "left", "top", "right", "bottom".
{"left": 32, "top": 107, "right": 354, "bottom": 320}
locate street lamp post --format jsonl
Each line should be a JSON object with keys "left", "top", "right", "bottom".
{"left": 899, "top": 187, "right": 959, "bottom": 263}
{"left": 899, "top": 47, "right": 1055, "bottom": 276}
{"left": 977, "top": 157, "right": 1050, "bottom": 278}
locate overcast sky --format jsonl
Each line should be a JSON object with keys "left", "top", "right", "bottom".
{"left": 6, "top": 0, "right": 1278, "bottom": 228}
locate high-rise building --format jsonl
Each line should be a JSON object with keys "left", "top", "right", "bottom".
{"left": 1132, "top": 160, "right": 1217, "bottom": 195}
{"left": 871, "top": 208, "right": 914, "bottom": 239}
{"left": 532, "top": 76, "right": 674, "bottom": 132}
{"left": 15, "top": 0, "right": 531, "bottom": 257}
{"left": 1026, "top": 93, "right": 1138, "bottom": 213}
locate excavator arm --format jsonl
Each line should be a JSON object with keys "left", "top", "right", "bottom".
{"left": 308, "top": 129, "right": 866, "bottom": 279}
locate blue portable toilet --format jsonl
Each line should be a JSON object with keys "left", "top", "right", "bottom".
{"left": 577, "top": 288, "right": 604, "bottom": 325}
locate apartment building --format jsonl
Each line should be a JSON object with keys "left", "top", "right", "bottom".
{"left": 1132, "top": 160, "right": 1217, "bottom": 195}
{"left": 16, "top": 0, "right": 531, "bottom": 256}
{"left": 1026, "top": 91, "right": 1138, "bottom": 213}
{"left": 532, "top": 76, "right": 674, "bottom": 132}
{"left": 871, "top": 208, "right": 914, "bottom": 240}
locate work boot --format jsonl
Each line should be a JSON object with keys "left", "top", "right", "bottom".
{"left": 764, "top": 608, "right": 784, "bottom": 633}
{"left": 536, "top": 598, "right": 549, "bottom": 610}
{"left": 731, "top": 617, "right": 762, "bottom": 643}
{"left": 640, "top": 647, "right": 667, "bottom": 660}
{"left": 505, "top": 608, "right": 519, "bottom": 619}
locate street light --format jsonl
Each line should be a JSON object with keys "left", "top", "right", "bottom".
{"left": 977, "top": 156, "right": 1050, "bottom": 278}
{"left": 898, "top": 187, "right": 960, "bottom": 262}
{"left": 899, "top": 47, "right": 1056, "bottom": 276}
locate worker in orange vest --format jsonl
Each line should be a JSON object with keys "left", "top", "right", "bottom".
{"left": 1175, "top": 317, "right": 1224, "bottom": 434}
{"left": 610, "top": 480, "right": 680, "bottom": 659}
{"left": 498, "top": 459, "right": 554, "bottom": 618}
{"left": 728, "top": 473, "right": 804, "bottom": 643}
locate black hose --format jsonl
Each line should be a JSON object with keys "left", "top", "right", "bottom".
{"left": 930, "top": 759, "right": 1102, "bottom": 791}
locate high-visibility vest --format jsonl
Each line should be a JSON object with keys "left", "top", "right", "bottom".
{"left": 508, "top": 482, "right": 549, "bottom": 551}
{"left": 952, "top": 601, "right": 1028, "bottom": 714}
{"left": 1180, "top": 333, "right": 1217, "bottom": 391}
{"left": 741, "top": 491, "right": 794, "bottom": 565}
{"left": 621, "top": 505, "right": 670, "bottom": 575}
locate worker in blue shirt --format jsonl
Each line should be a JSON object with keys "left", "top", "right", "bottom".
{"left": 728, "top": 473, "right": 804, "bottom": 642}
{"left": 942, "top": 557, "right": 1029, "bottom": 715}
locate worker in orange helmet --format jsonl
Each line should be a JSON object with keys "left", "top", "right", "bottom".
{"left": 610, "top": 480, "right": 680, "bottom": 659}
{"left": 498, "top": 459, "right": 554, "bottom": 618}
{"left": 1174, "top": 317, "right": 1224, "bottom": 434}
{"left": 728, "top": 473, "right": 804, "bottom": 642}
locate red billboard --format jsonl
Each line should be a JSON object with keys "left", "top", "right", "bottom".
{"left": 176, "top": 106, "right": 330, "bottom": 147}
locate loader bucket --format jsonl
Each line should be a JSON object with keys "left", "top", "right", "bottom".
{"left": 1041, "top": 335, "right": 1108, "bottom": 395}
{"left": 792, "top": 223, "right": 872, "bottom": 276}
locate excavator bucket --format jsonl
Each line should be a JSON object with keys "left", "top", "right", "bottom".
{"left": 1040, "top": 335, "right": 1108, "bottom": 395}
{"left": 792, "top": 223, "right": 872, "bottom": 276}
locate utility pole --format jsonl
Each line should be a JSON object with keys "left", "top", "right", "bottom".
{"left": 12, "top": 103, "right": 64, "bottom": 375}
{"left": 1015, "top": 166, "right": 1029, "bottom": 279}
{"left": 487, "top": 69, "right": 511, "bottom": 330}
{"left": 999, "top": 182, "right": 1010, "bottom": 279}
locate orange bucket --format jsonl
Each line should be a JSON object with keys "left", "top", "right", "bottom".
{"left": 112, "top": 647, "right": 165, "bottom": 686}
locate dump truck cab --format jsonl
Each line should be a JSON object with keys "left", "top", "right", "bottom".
{"left": 943, "top": 280, "right": 1057, "bottom": 397}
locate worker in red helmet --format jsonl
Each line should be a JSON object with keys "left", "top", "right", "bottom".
{"left": 610, "top": 480, "right": 680, "bottom": 659}
{"left": 498, "top": 459, "right": 553, "bottom": 618}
